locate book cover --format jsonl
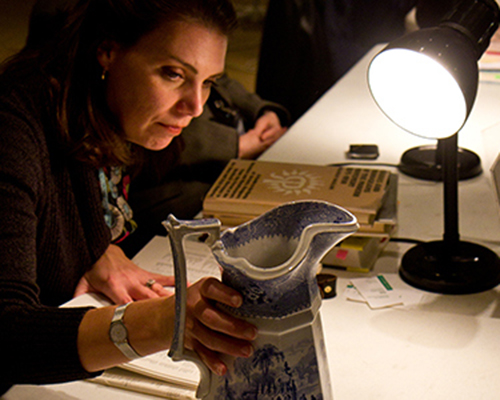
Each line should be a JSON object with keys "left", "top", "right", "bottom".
{"left": 203, "top": 159, "right": 391, "bottom": 225}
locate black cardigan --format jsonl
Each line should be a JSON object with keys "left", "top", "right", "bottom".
{"left": 0, "top": 74, "right": 109, "bottom": 391}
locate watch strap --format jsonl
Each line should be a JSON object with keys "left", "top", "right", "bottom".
{"left": 110, "top": 303, "right": 142, "bottom": 360}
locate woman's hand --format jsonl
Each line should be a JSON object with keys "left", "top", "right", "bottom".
{"left": 182, "top": 277, "right": 258, "bottom": 376}
{"left": 238, "top": 111, "right": 287, "bottom": 159}
{"left": 78, "top": 276, "right": 257, "bottom": 374}
{"left": 74, "top": 244, "right": 175, "bottom": 304}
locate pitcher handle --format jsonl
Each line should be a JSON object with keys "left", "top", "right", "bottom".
{"left": 162, "top": 214, "right": 221, "bottom": 399}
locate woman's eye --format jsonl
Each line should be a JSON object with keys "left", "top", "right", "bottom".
{"left": 161, "top": 67, "right": 183, "bottom": 81}
{"left": 204, "top": 79, "right": 218, "bottom": 88}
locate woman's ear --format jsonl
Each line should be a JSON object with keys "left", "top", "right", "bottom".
{"left": 96, "top": 40, "right": 119, "bottom": 70}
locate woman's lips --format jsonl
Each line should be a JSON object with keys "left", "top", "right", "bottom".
{"left": 158, "top": 123, "right": 184, "bottom": 136}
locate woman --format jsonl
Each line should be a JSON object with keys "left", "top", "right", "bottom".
{"left": 23, "top": 0, "right": 291, "bottom": 257}
{"left": 0, "top": 0, "right": 257, "bottom": 394}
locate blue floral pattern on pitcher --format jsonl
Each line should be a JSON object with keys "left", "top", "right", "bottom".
{"left": 213, "top": 201, "right": 357, "bottom": 318}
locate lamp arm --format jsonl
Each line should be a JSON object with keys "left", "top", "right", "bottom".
{"left": 441, "top": 134, "right": 460, "bottom": 245}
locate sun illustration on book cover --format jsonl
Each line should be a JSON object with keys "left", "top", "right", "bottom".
{"left": 263, "top": 169, "right": 323, "bottom": 195}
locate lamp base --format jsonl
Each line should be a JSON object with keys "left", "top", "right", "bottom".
{"left": 398, "top": 145, "right": 482, "bottom": 181}
{"left": 400, "top": 240, "right": 500, "bottom": 294}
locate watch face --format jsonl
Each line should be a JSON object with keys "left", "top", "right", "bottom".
{"left": 111, "top": 322, "right": 127, "bottom": 342}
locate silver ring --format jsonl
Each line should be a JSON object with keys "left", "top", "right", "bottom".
{"left": 145, "top": 279, "right": 156, "bottom": 289}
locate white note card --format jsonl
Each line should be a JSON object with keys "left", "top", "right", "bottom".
{"left": 350, "top": 275, "right": 403, "bottom": 309}
{"left": 347, "top": 274, "right": 424, "bottom": 309}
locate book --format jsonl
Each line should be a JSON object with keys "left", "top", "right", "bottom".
{"left": 202, "top": 159, "right": 392, "bottom": 226}
{"left": 90, "top": 368, "right": 197, "bottom": 399}
{"left": 321, "top": 235, "right": 389, "bottom": 273}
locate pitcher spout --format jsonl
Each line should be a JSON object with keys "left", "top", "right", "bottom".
{"left": 211, "top": 201, "right": 358, "bottom": 319}
{"left": 212, "top": 200, "right": 359, "bottom": 280}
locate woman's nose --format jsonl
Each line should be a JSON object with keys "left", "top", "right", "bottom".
{"left": 177, "top": 85, "right": 205, "bottom": 117}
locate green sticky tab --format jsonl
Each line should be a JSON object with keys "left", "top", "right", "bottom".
{"left": 377, "top": 275, "right": 393, "bottom": 291}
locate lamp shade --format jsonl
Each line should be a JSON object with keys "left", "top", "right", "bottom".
{"left": 368, "top": 27, "right": 478, "bottom": 139}
{"left": 368, "top": 0, "right": 500, "bottom": 140}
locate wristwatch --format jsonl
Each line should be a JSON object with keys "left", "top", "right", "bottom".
{"left": 109, "top": 303, "right": 141, "bottom": 360}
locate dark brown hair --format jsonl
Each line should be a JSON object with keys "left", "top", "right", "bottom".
{"left": 1, "top": 0, "right": 237, "bottom": 168}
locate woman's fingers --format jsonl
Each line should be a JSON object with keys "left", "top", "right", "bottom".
{"left": 182, "top": 277, "right": 258, "bottom": 375}
{"left": 191, "top": 339, "right": 228, "bottom": 376}
{"left": 190, "top": 318, "right": 254, "bottom": 357}
{"left": 193, "top": 278, "right": 258, "bottom": 340}
{"left": 133, "top": 282, "right": 174, "bottom": 300}
{"left": 149, "top": 282, "right": 174, "bottom": 297}
{"left": 199, "top": 277, "right": 243, "bottom": 308}
{"left": 151, "top": 274, "right": 176, "bottom": 287}
{"left": 141, "top": 274, "right": 175, "bottom": 298}
{"left": 192, "top": 299, "right": 257, "bottom": 341}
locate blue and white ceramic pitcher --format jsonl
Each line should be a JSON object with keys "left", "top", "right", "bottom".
{"left": 163, "top": 200, "right": 358, "bottom": 399}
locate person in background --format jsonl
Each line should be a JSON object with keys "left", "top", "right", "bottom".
{"left": 0, "top": 0, "right": 257, "bottom": 395}
{"left": 256, "top": 0, "right": 462, "bottom": 123}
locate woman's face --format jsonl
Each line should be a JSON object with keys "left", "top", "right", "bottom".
{"left": 97, "top": 20, "right": 227, "bottom": 150}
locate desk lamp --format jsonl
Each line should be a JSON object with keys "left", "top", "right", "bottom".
{"left": 368, "top": 0, "right": 500, "bottom": 294}
{"left": 371, "top": 0, "right": 497, "bottom": 182}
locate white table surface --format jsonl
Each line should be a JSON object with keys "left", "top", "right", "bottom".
{"left": 5, "top": 46, "right": 500, "bottom": 400}
{"left": 261, "top": 45, "right": 500, "bottom": 399}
